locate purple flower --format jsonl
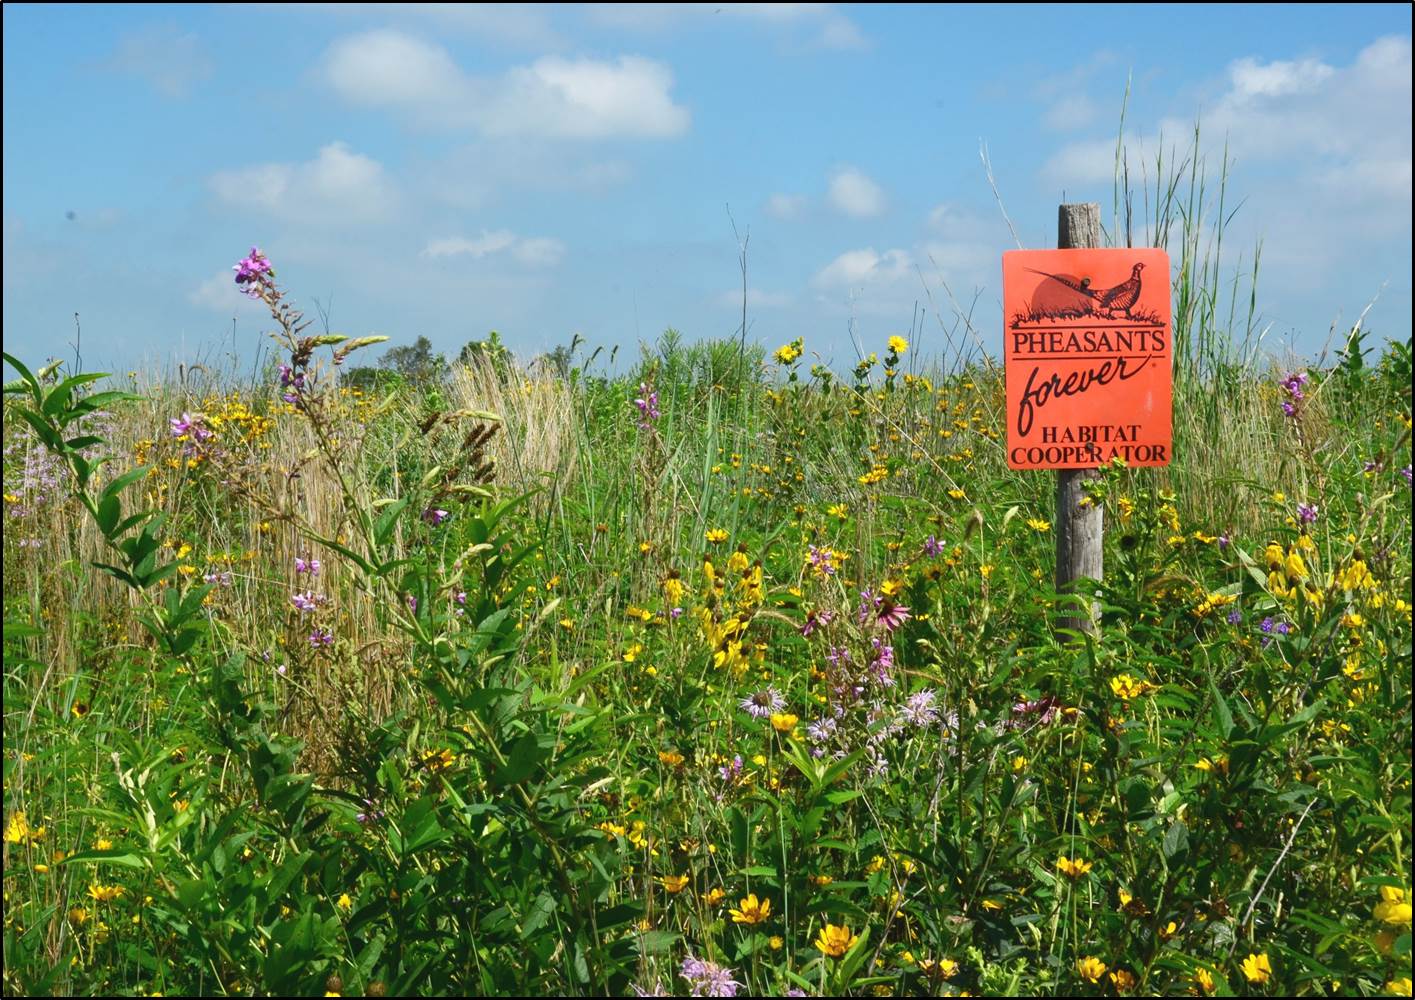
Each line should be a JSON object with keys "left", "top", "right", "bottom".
{"left": 1403, "top": 465, "right": 1413, "bottom": 486}
{"left": 922, "top": 534, "right": 945, "bottom": 557}
{"left": 290, "top": 590, "right": 323, "bottom": 613}
{"left": 876, "top": 602, "right": 911, "bottom": 631}
{"left": 233, "top": 247, "right": 274, "bottom": 299}
{"left": 422, "top": 507, "right": 450, "bottom": 526}
{"left": 901, "top": 689, "right": 940, "bottom": 727}
{"left": 1296, "top": 503, "right": 1318, "bottom": 525}
{"left": 680, "top": 956, "right": 741, "bottom": 998}
{"left": 295, "top": 556, "right": 320, "bottom": 575}
{"left": 1217, "top": 532, "right": 1231, "bottom": 550}
{"left": 1226, "top": 607, "right": 1243, "bottom": 625}
{"left": 718, "top": 755, "right": 743, "bottom": 782}
{"left": 1010, "top": 695, "right": 1062, "bottom": 728}
{"left": 740, "top": 687, "right": 785, "bottom": 719}
{"left": 203, "top": 570, "right": 233, "bottom": 587}
{"left": 169, "top": 412, "right": 212, "bottom": 442}
{"left": 308, "top": 628, "right": 334, "bottom": 648}
{"left": 800, "top": 608, "right": 834, "bottom": 637}
{"left": 808, "top": 545, "right": 838, "bottom": 577}
{"left": 633, "top": 383, "right": 661, "bottom": 429}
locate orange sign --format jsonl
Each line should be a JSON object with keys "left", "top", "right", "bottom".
{"left": 1003, "top": 248, "right": 1172, "bottom": 469}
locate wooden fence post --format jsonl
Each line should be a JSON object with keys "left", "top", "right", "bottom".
{"left": 1055, "top": 203, "right": 1103, "bottom": 634}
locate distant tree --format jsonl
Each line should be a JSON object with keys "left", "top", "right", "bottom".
{"left": 379, "top": 336, "right": 446, "bottom": 382}
{"left": 458, "top": 331, "right": 512, "bottom": 380}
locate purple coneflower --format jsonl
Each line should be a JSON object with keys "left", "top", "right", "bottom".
{"left": 876, "top": 601, "right": 911, "bottom": 631}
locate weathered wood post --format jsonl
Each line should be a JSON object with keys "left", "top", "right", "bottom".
{"left": 1054, "top": 203, "right": 1103, "bottom": 635}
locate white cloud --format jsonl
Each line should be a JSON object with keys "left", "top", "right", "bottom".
{"left": 813, "top": 247, "right": 913, "bottom": 289}
{"left": 422, "top": 231, "right": 565, "bottom": 267}
{"left": 188, "top": 271, "right": 269, "bottom": 314}
{"left": 322, "top": 31, "right": 689, "bottom": 138}
{"left": 716, "top": 287, "right": 792, "bottom": 309}
{"left": 1042, "top": 94, "right": 1098, "bottom": 132}
{"left": 588, "top": 4, "right": 868, "bottom": 50}
{"left": 102, "top": 25, "right": 213, "bottom": 98}
{"left": 1046, "top": 36, "right": 1412, "bottom": 185}
{"left": 209, "top": 143, "right": 397, "bottom": 223}
{"left": 827, "top": 167, "right": 885, "bottom": 218}
{"left": 765, "top": 193, "right": 807, "bottom": 219}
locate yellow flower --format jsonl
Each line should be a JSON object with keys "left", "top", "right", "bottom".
{"left": 1110, "top": 674, "right": 1150, "bottom": 700}
{"left": 888, "top": 335, "right": 909, "bottom": 355}
{"left": 705, "top": 528, "right": 728, "bottom": 543}
{"left": 1194, "top": 967, "right": 1216, "bottom": 994}
{"left": 1076, "top": 957, "right": 1107, "bottom": 983}
{"left": 657, "top": 750, "right": 685, "bottom": 767}
{"left": 729, "top": 893, "right": 772, "bottom": 925}
{"left": 814, "top": 922, "right": 859, "bottom": 958}
{"left": 87, "top": 883, "right": 125, "bottom": 903}
{"left": 770, "top": 713, "right": 798, "bottom": 734}
{"left": 768, "top": 935, "right": 784, "bottom": 951}
{"left": 1108, "top": 969, "right": 1136, "bottom": 993}
{"left": 701, "top": 887, "right": 726, "bottom": 905}
{"left": 1055, "top": 855, "right": 1093, "bottom": 879}
{"left": 337, "top": 893, "right": 353, "bottom": 911}
{"left": 1241, "top": 952, "right": 1272, "bottom": 985}
{"left": 775, "top": 340, "right": 803, "bottom": 364}
{"left": 658, "top": 874, "right": 689, "bottom": 894}
{"left": 1386, "top": 977, "right": 1412, "bottom": 997}
{"left": 1374, "top": 885, "right": 1412, "bottom": 927}
{"left": 1026, "top": 518, "right": 1051, "bottom": 532}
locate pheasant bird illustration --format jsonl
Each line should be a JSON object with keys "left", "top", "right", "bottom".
{"left": 1027, "top": 263, "right": 1146, "bottom": 319}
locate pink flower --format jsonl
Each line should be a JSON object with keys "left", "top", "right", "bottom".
{"left": 876, "top": 602, "right": 911, "bottom": 631}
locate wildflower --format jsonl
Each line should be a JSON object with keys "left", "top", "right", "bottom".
{"left": 659, "top": 874, "right": 690, "bottom": 894}
{"left": 337, "top": 893, "right": 353, "bottom": 911}
{"left": 1026, "top": 518, "right": 1051, "bottom": 532}
{"left": 775, "top": 340, "right": 803, "bottom": 364}
{"left": 1193, "top": 967, "right": 1216, "bottom": 994}
{"left": 232, "top": 247, "right": 274, "bottom": 298}
{"left": 1108, "top": 968, "right": 1137, "bottom": 993}
{"left": 740, "top": 687, "right": 785, "bottom": 719}
{"left": 421, "top": 507, "right": 450, "bottom": 526}
{"left": 922, "top": 534, "right": 944, "bottom": 556}
{"left": 679, "top": 955, "right": 741, "bottom": 997}
{"left": 1374, "top": 886, "right": 1412, "bottom": 927}
{"left": 705, "top": 528, "right": 728, "bottom": 543}
{"left": 1055, "top": 855, "right": 1093, "bottom": 879}
{"left": 290, "top": 590, "right": 324, "bottom": 613}
{"left": 633, "top": 383, "right": 661, "bottom": 428}
{"left": 1387, "top": 977, "right": 1413, "bottom": 997}
{"left": 702, "top": 886, "right": 726, "bottom": 905}
{"left": 901, "top": 689, "right": 940, "bottom": 727}
{"left": 888, "top": 335, "right": 909, "bottom": 355}
{"left": 308, "top": 628, "right": 335, "bottom": 648}
{"left": 770, "top": 712, "right": 799, "bottom": 734}
{"left": 876, "top": 601, "right": 911, "bottom": 631}
{"left": 1075, "top": 957, "right": 1107, "bottom": 983}
{"left": 728, "top": 893, "right": 772, "bottom": 924}
{"left": 88, "top": 883, "right": 125, "bottom": 903}
{"left": 1296, "top": 502, "right": 1318, "bottom": 524}
{"left": 814, "top": 922, "right": 859, "bottom": 958}
{"left": 1109, "top": 674, "right": 1150, "bottom": 700}
{"left": 295, "top": 556, "right": 320, "bottom": 575}
{"left": 4, "top": 812, "right": 45, "bottom": 845}
{"left": 1241, "top": 953, "right": 1272, "bottom": 985}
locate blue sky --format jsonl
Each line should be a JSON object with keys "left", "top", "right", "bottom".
{"left": 3, "top": 4, "right": 1410, "bottom": 373}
